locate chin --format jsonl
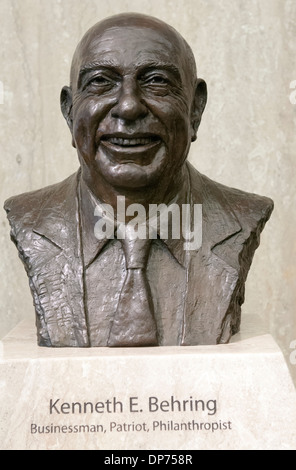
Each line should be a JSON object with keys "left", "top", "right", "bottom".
{"left": 99, "top": 161, "right": 165, "bottom": 190}
{"left": 94, "top": 147, "right": 169, "bottom": 191}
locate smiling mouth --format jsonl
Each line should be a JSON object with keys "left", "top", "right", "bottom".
{"left": 100, "top": 135, "right": 161, "bottom": 149}
{"left": 98, "top": 134, "right": 163, "bottom": 165}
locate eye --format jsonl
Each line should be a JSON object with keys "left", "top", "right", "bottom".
{"left": 146, "top": 75, "right": 168, "bottom": 85}
{"left": 89, "top": 75, "right": 113, "bottom": 87}
{"left": 83, "top": 72, "right": 119, "bottom": 92}
{"left": 140, "top": 73, "right": 172, "bottom": 96}
{"left": 143, "top": 74, "right": 169, "bottom": 86}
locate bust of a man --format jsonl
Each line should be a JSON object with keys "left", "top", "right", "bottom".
{"left": 4, "top": 13, "right": 273, "bottom": 347}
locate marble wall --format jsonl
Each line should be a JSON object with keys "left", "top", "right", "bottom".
{"left": 0, "top": 0, "right": 295, "bottom": 382}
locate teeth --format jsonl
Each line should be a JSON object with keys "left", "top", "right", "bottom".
{"left": 107, "top": 137, "right": 156, "bottom": 146}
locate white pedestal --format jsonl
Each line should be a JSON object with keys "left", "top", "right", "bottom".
{"left": 0, "top": 319, "right": 296, "bottom": 450}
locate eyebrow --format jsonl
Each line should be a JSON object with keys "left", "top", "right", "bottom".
{"left": 77, "top": 59, "right": 182, "bottom": 88}
{"left": 77, "top": 60, "right": 117, "bottom": 88}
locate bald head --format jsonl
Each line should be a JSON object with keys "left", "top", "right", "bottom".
{"left": 61, "top": 12, "right": 207, "bottom": 198}
{"left": 70, "top": 13, "right": 197, "bottom": 91}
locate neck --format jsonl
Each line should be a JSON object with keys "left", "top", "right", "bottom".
{"left": 81, "top": 163, "right": 187, "bottom": 219}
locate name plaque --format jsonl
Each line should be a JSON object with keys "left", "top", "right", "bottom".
{"left": 1, "top": 320, "right": 296, "bottom": 450}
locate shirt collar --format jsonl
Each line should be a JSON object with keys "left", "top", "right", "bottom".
{"left": 78, "top": 169, "right": 192, "bottom": 268}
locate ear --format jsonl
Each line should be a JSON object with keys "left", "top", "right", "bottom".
{"left": 61, "top": 86, "right": 76, "bottom": 148}
{"left": 190, "top": 78, "right": 207, "bottom": 142}
{"left": 60, "top": 86, "right": 74, "bottom": 130}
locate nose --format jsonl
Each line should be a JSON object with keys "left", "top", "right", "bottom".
{"left": 111, "top": 78, "right": 148, "bottom": 122}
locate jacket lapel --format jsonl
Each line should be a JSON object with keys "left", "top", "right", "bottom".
{"left": 181, "top": 164, "right": 242, "bottom": 345}
{"left": 32, "top": 172, "right": 89, "bottom": 347}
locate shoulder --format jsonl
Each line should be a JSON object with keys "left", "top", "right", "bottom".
{"left": 4, "top": 173, "right": 78, "bottom": 218}
{"left": 4, "top": 172, "right": 79, "bottom": 234}
{"left": 187, "top": 162, "right": 274, "bottom": 231}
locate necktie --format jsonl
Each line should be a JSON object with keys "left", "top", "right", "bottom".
{"left": 107, "top": 232, "right": 158, "bottom": 347}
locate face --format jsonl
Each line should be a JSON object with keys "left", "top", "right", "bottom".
{"left": 62, "top": 22, "right": 204, "bottom": 193}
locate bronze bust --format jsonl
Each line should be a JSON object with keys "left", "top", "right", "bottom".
{"left": 4, "top": 13, "right": 273, "bottom": 347}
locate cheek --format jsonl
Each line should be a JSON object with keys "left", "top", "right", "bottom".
{"left": 164, "top": 108, "right": 191, "bottom": 155}
{"left": 155, "top": 100, "right": 192, "bottom": 165}
{"left": 72, "top": 98, "right": 109, "bottom": 156}
{"left": 149, "top": 98, "right": 191, "bottom": 139}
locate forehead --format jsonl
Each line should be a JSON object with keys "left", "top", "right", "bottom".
{"left": 76, "top": 25, "right": 184, "bottom": 74}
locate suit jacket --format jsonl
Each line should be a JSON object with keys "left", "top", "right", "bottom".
{"left": 4, "top": 162, "right": 273, "bottom": 347}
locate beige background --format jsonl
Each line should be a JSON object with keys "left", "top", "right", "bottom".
{"left": 0, "top": 0, "right": 295, "bottom": 383}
